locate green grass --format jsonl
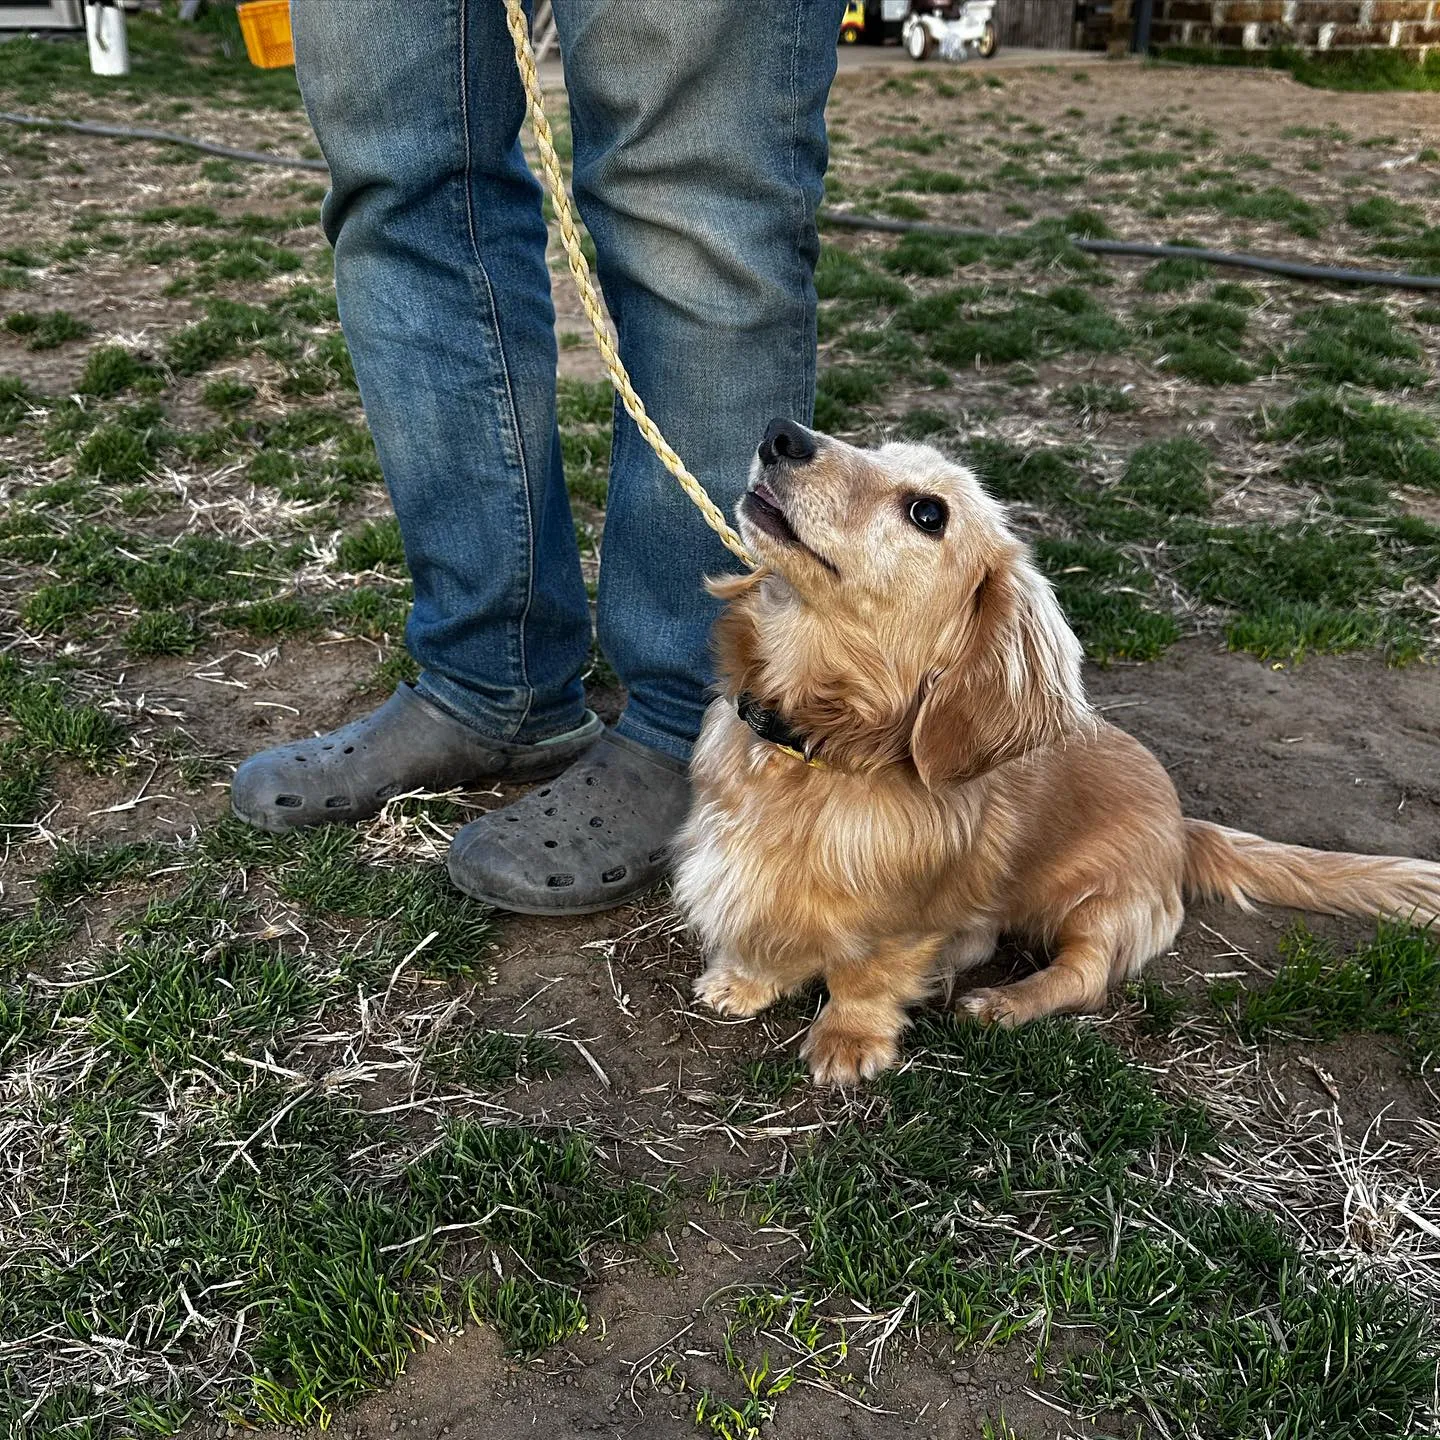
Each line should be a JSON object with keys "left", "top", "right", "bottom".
{"left": 899, "top": 284, "right": 1126, "bottom": 370}
{"left": 1177, "top": 517, "right": 1436, "bottom": 663}
{"left": 3, "top": 307, "right": 90, "bottom": 349}
{"left": 741, "top": 1014, "right": 1438, "bottom": 1439}
{"left": 1345, "top": 196, "right": 1426, "bottom": 237}
{"left": 201, "top": 377, "right": 257, "bottom": 412}
{"left": 78, "top": 344, "right": 160, "bottom": 398}
{"left": 1118, "top": 436, "right": 1212, "bottom": 513}
{"left": 0, "top": 823, "right": 668, "bottom": 1438}
{"left": 1259, "top": 390, "right": 1440, "bottom": 498}
{"left": 1212, "top": 922, "right": 1440, "bottom": 1066}
{"left": 0, "top": 374, "right": 30, "bottom": 433}
{"left": 1285, "top": 304, "right": 1427, "bottom": 391}
{"left": 1159, "top": 45, "right": 1440, "bottom": 95}
{"left": 1037, "top": 538, "right": 1181, "bottom": 662}
{"left": 0, "top": 654, "right": 127, "bottom": 772}
{"left": 814, "top": 362, "right": 889, "bottom": 432}
{"left": 1142, "top": 298, "right": 1257, "bottom": 386}
{"left": 1141, "top": 252, "right": 1212, "bottom": 293}
{"left": 124, "top": 610, "right": 205, "bottom": 657}
{"left": 1054, "top": 381, "right": 1135, "bottom": 418}
{"left": 165, "top": 299, "right": 282, "bottom": 376}
{"left": 1161, "top": 180, "right": 1327, "bottom": 238}
{"left": 338, "top": 517, "right": 406, "bottom": 572}
{"left": 0, "top": 736, "right": 50, "bottom": 825}
{"left": 557, "top": 378, "right": 613, "bottom": 506}
{"left": 0, "top": 9, "right": 302, "bottom": 109}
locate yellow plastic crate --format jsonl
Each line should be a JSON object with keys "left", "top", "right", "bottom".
{"left": 237, "top": 0, "right": 294, "bottom": 69}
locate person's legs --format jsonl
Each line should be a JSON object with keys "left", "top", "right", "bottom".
{"left": 292, "top": 0, "right": 591, "bottom": 743}
{"left": 558, "top": 0, "right": 846, "bottom": 762}
{"left": 234, "top": 0, "right": 604, "bottom": 833}
{"left": 448, "top": 0, "right": 846, "bottom": 911}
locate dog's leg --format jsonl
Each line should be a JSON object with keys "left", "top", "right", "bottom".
{"left": 803, "top": 936, "right": 944, "bottom": 1085}
{"left": 695, "top": 950, "right": 819, "bottom": 1018}
{"left": 957, "top": 908, "right": 1112, "bottom": 1027}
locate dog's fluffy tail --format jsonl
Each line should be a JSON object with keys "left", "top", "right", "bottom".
{"left": 1183, "top": 819, "right": 1440, "bottom": 927}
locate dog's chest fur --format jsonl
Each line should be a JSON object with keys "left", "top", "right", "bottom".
{"left": 673, "top": 701, "right": 987, "bottom": 963}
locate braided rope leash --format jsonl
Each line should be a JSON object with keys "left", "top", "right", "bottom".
{"left": 501, "top": 0, "right": 756, "bottom": 569}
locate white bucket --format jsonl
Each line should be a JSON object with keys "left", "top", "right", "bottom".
{"left": 85, "top": 2, "right": 130, "bottom": 78}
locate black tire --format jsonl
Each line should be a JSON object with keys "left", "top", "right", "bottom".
{"left": 840, "top": 22, "right": 862, "bottom": 43}
{"left": 977, "top": 19, "right": 999, "bottom": 58}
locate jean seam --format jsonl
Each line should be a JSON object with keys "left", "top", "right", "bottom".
{"left": 458, "top": 0, "right": 536, "bottom": 742}
{"left": 787, "top": 0, "right": 815, "bottom": 418}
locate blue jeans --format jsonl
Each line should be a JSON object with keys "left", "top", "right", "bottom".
{"left": 290, "top": 0, "right": 844, "bottom": 762}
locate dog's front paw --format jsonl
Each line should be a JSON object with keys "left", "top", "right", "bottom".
{"left": 801, "top": 1010, "right": 899, "bottom": 1086}
{"left": 957, "top": 986, "right": 1021, "bottom": 1028}
{"left": 694, "top": 964, "right": 780, "bottom": 1018}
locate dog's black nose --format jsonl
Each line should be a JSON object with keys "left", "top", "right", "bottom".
{"left": 758, "top": 418, "right": 816, "bottom": 466}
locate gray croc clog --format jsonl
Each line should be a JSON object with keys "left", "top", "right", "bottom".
{"left": 446, "top": 729, "right": 690, "bottom": 915}
{"left": 231, "top": 684, "right": 603, "bottom": 834}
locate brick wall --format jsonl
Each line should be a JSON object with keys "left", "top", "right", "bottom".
{"left": 1142, "top": 0, "right": 1440, "bottom": 56}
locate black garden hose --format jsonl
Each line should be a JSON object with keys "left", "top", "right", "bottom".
{"left": 820, "top": 209, "right": 1440, "bottom": 292}
{"left": 5, "top": 108, "right": 1439, "bottom": 292}
{"left": 0, "top": 109, "right": 329, "bottom": 171}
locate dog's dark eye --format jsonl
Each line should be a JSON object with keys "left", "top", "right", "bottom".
{"left": 907, "top": 496, "right": 947, "bottom": 535}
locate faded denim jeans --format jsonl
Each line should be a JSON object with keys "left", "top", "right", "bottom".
{"left": 290, "top": 0, "right": 846, "bottom": 761}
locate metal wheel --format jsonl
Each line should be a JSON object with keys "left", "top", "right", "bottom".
{"left": 976, "top": 19, "right": 998, "bottom": 58}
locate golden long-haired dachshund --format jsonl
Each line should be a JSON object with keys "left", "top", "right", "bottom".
{"left": 673, "top": 420, "right": 1440, "bottom": 1086}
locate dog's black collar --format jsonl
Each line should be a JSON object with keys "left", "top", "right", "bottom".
{"left": 736, "top": 692, "right": 825, "bottom": 767}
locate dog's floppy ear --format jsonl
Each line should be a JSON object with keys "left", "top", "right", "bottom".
{"left": 910, "top": 551, "right": 1092, "bottom": 788}
{"left": 706, "top": 567, "right": 770, "bottom": 697}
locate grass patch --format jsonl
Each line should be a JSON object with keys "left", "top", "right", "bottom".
{"left": 338, "top": 517, "right": 406, "bottom": 573}
{"left": 556, "top": 378, "right": 613, "bottom": 507}
{"left": 0, "top": 9, "right": 303, "bottom": 109}
{"left": 1178, "top": 517, "right": 1436, "bottom": 663}
{"left": 1213, "top": 922, "right": 1440, "bottom": 1066}
{"left": 815, "top": 246, "right": 910, "bottom": 305}
{"left": 0, "top": 830, "right": 667, "bottom": 1437}
{"left": 1142, "top": 298, "right": 1257, "bottom": 386}
{"left": 78, "top": 344, "right": 159, "bottom": 398}
{"left": 1117, "top": 436, "right": 1212, "bottom": 513}
{"left": 1259, "top": 390, "right": 1440, "bottom": 497}
{"left": 1141, "top": 252, "right": 1212, "bottom": 292}
{"left": 0, "top": 655, "right": 126, "bottom": 770}
{"left": 1055, "top": 381, "right": 1135, "bottom": 419}
{"left": 745, "top": 1014, "right": 1438, "bottom": 1438}
{"left": 1285, "top": 304, "right": 1427, "bottom": 391}
{"left": 814, "top": 362, "right": 888, "bottom": 432}
{"left": 0, "top": 374, "right": 30, "bottom": 433}
{"left": 165, "top": 299, "right": 282, "bottom": 376}
{"left": 1037, "top": 538, "right": 1181, "bottom": 662}
{"left": 0, "top": 736, "right": 50, "bottom": 825}
{"left": 124, "top": 610, "right": 205, "bottom": 657}
{"left": 900, "top": 284, "right": 1126, "bottom": 370}
{"left": 1345, "top": 196, "right": 1426, "bottom": 237}
{"left": 201, "top": 377, "right": 257, "bottom": 412}
{"left": 1160, "top": 45, "right": 1440, "bottom": 95}
{"left": 3, "top": 308, "right": 90, "bottom": 350}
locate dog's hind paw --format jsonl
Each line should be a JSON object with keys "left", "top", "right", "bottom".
{"left": 956, "top": 986, "right": 1022, "bottom": 1028}
{"left": 801, "top": 1013, "right": 899, "bottom": 1086}
{"left": 694, "top": 964, "right": 780, "bottom": 1018}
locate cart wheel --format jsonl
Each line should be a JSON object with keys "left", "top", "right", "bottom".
{"left": 905, "top": 22, "right": 934, "bottom": 60}
{"left": 840, "top": 22, "right": 862, "bottom": 43}
{"left": 977, "top": 19, "right": 999, "bottom": 58}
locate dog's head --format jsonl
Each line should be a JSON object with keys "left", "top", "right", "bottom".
{"left": 714, "top": 420, "right": 1092, "bottom": 786}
